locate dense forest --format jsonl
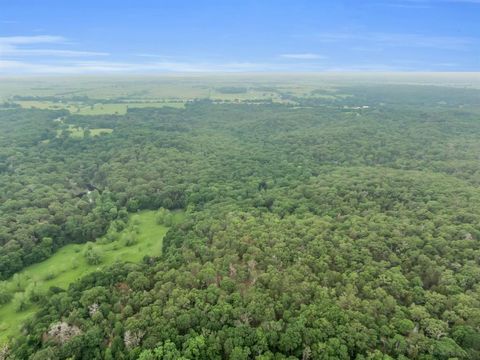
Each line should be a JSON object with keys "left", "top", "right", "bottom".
{"left": 1, "top": 84, "right": 480, "bottom": 359}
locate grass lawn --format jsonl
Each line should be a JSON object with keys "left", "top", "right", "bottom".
{"left": 0, "top": 210, "right": 184, "bottom": 343}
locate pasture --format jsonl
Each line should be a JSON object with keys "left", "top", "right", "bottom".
{"left": 14, "top": 100, "right": 186, "bottom": 115}
{"left": 0, "top": 210, "right": 183, "bottom": 342}
{"left": 56, "top": 124, "right": 113, "bottom": 138}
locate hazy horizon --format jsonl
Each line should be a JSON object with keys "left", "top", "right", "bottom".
{"left": 1, "top": 0, "right": 479, "bottom": 75}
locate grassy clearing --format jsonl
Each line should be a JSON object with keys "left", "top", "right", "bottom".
{"left": 15, "top": 100, "right": 81, "bottom": 113}
{"left": 13, "top": 91, "right": 294, "bottom": 111}
{"left": 0, "top": 303, "right": 37, "bottom": 343}
{"left": 14, "top": 100, "right": 186, "bottom": 115}
{"left": 0, "top": 210, "right": 184, "bottom": 342}
{"left": 78, "top": 102, "right": 185, "bottom": 114}
{"left": 90, "top": 128, "right": 114, "bottom": 136}
{"left": 74, "top": 103, "right": 127, "bottom": 115}
{"left": 56, "top": 125, "right": 113, "bottom": 138}
{"left": 125, "top": 102, "right": 186, "bottom": 109}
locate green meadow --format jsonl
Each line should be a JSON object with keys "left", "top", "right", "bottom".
{"left": 0, "top": 210, "right": 183, "bottom": 343}
{"left": 56, "top": 124, "right": 114, "bottom": 138}
{"left": 14, "top": 100, "right": 185, "bottom": 115}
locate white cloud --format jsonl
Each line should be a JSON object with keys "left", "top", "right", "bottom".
{"left": 280, "top": 53, "right": 326, "bottom": 60}
{"left": 135, "top": 53, "right": 173, "bottom": 58}
{"left": 1, "top": 49, "right": 109, "bottom": 57}
{"left": 0, "top": 35, "right": 107, "bottom": 59}
{"left": 1, "top": 35, "right": 295, "bottom": 74}
{"left": 0, "top": 60, "right": 73, "bottom": 74}
{"left": 324, "top": 64, "right": 414, "bottom": 72}
{"left": 0, "top": 59, "right": 336, "bottom": 75}
{"left": 0, "top": 35, "right": 65, "bottom": 45}
{"left": 315, "top": 32, "right": 474, "bottom": 50}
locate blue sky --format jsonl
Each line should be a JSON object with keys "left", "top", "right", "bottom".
{"left": 0, "top": 0, "right": 479, "bottom": 74}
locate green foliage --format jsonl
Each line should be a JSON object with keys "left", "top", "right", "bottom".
{"left": 84, "top": 244, "right": 103, "bottom": 265}
{"left": 155, "top": 208, "right": 169, "bottom": 225}
{"left": 12, "top": 292, "right": 29, "bottom": 313}
{"left": 138, "top": 340, "right": 186, "bottom": 360}
{"left": 216, "top": 86, "right": 248, "bottom": 94}
{"left": 3, "top": 83, "right": 480, "bottom": 358}
{"left": 24, "top": 282, "right": 45, "bottom": 303}
{"left": 0, "top": 210, "right": 172, "bottom": 343}
{"left": 0, "top": 282, "right": 12, "bottom": 304}
{"left": 124, "top": 232, "right": 138, "bottom": 247}
{"left": 11, "top": 273, "right": 29, "bottom": 292}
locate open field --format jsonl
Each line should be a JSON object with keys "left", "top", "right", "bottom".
{"left": 3, "top": 74, "right": 478, "bottom": 115}
{"left": 56, "top": 124, "right": 114, "bottom": 138}
{"left": 0, "top": 210, "right": 184, "bottom": 343}
{"left": 13, "top": 100, "right": 186, "bottom": 115}
{"left": 1, "top": 74, "right": 480, "bottom": 102}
